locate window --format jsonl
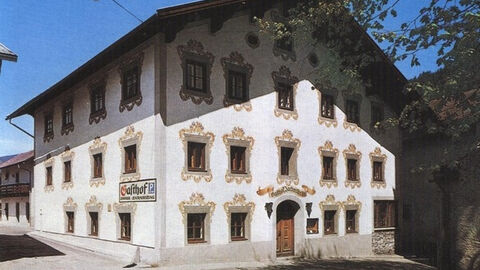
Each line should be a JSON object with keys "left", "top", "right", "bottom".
{"left": 347, "top": 159, "right": 358, "bottom": 181}
{"left": 230, "top": 146, "right": 246, "bottom": 174}
{"left": 66, "top": 211, "right": 74, "bottom": 233}
{"left": 306, "top": 218, "right": 319, "bottom": 234}
{"left": 89, "top": 212, "right": 98, "bottom": 236}
{"left": 26, "top": 203, "right": 30, "bottom": 222}
{"left": 321, "top": 94, "right": 335, "bottom": 119}
{"left": 124, "top": 145, "right": 137, "bottom": 174}
{"left": 91, "top": 86, "right": 105, "bottom": 114}
{"left": 186, "top": 60, "right": 206, "bottom": 93}
{"left": 93, "top": 153, "right": 102, "bottom": 178}
{"left": 277, "top": 83, "right": 294, "bottom": 111}
{"left": 46, "top": 166, "right": 53, "bottom": 186}
{"left": 187, "top": 142, "right": 206, "bottom": 172}
{"left": 371, "top": 103, "right": 384, "bottom": 125}
{"left": 280, "top": 147, "right": 294, "bottom": 176}
{"left": 346, "top": 210, "right": 357, "bottom": 233}
{"left": 64, "top": 161, "right": 71, "bottom": 183}
{"left": 322, "top": 156, "right": 334, "bottom": 180}
{"left": 187, "top": 213, "right": 206, "bottom": 243}
{"left": 374, "top": 201, "right": 396, "bottom": 228}
{"left": 275, "top": 25, "right": 293, "bottom": 52}
{"left": 15, "top": 172, "right": 19, "bottom": 183}
{"left": 63, "top": 103, "right": 73, "bottom": 127}
{"left": 231, "top": 213, "right": 247, "bottom": 241}
{"left": 122, "top": 66, "right": 139, "bottom": 100}
{"left": 5, "top": 203, "right": 8, "bottom": 220}
{"left": 45, "top": 114, "right": 53, "bottom": 136}
{"left": 227, "top": 70, "right": 247, "bottom": 102}
{"left": 119, "top": 213, "right": 131, "bottom": 241}
{"left": 324, "top": 210, "right": 336, "bottom": 235}
{"left": 5, "top": 170, "right": 9, "bottom": 180}
{"left": 15, "top": 203, "right": 19, "bottom": 222}
{"left": 346, "top": 100, "right": 359, "bottom": 124}
{"left": 373, "top": 161, "right": 383, "bottom": 181}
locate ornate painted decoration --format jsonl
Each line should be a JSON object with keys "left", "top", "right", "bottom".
{"left": 118, "top": 52, "right": 144, "bottom": 112}
{"left": 275, "top": 129, "right": 301, "bottom": 186}
{"left": 178, "top": 193, "right": 216, "bottom": 224}
{"left": 89, "top": 137, "right": 107, "bottom": 187}
{"left": 177, "top": 40, "right": 215, "bottom": 105}
{"left": 256, "top": 184, "right": 315, "bottom": 198}
{"left": 118, "top": 125, "right": 143, "bottom": 182}
{"left": 245, "top": 32, "right": 260, "bottom": 49}
{"left": 179, "top": 122, "right": 215, "bottom": 183}
{"left": 44, "top": 156, "right": 54, "bottom": 192}
{"left": 369, "top": 147, "right": 387, "bottom": 189}
{"left": 63, "top": 197, "right": 78, "bottom": 211}
{"left": 341, "top": 195, "right": 362, "bottom": 211}
{"left": 85, "top": 195, "right": 103, "bottom": 211}
{"left": 272, "top": 66, "right": 299, "bottom": 120}
{"left": 61, "top": 149, "right": 75, "bottom": 190}
{"left": 319, "top": 194, "right": 341, "bottom": 210}
{"left": 222, "top": 127, "right": 254, "bottom": 184}
{"left": 113, "top": 202, "right": 137, "bottom": 213}
{"left": 318, "top": 141, "right": 339, "bottom": 188}
{"left": 223, "top": 194, "right": 255, "bottom": 224}
{"left": 221, "top": 51, "right": 254, "bottom": 110}
{"left": 343, "top": 144, "right": 362, "bottom": 189}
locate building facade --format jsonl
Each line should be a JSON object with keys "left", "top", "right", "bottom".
{"left": 0, "top": 151, "right": 33, "bottom": 226}
{"left": 6, "top": 0, "right": 407, "bottom": 266}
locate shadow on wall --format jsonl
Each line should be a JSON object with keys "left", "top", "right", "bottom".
{"left": 247, "top": 258, "right": 435, "bottom": 270}
{"left": 0, "top": 234, "right": 64, "bottom": 262}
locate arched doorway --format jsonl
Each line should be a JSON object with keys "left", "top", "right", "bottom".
{"left": 276, "top": 200, "right": 300, "bottom": 256}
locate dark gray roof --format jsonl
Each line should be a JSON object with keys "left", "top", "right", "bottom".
{"left": 0, "top": 43, "right": 18, "bottom": 62}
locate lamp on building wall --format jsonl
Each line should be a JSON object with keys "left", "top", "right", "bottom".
{"left": 306, "top": 202, "right": 312, "bottom": 217}
{"left": 264, "top": 202, "right": 273, "bottom": 219}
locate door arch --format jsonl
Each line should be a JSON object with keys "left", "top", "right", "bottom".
{"left": 276, "top": 200, "right": 300, "bottom": 256}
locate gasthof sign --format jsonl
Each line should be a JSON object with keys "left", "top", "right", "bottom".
{"left": 119, "top": 179, "right": 156, "bottom": 202}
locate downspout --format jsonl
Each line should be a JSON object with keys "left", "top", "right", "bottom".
{"left": 8, "top": 119, "right": 34, "bottom": 138}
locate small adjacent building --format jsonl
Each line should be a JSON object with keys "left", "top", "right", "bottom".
{"left": 0, "top": 42, "right": 18, "bottom": 74}
{"left": 6, "top": 0, "right": 408, "bottom": 266}
{"left": 0, "top": 151, "right": 34, "bottom": 226}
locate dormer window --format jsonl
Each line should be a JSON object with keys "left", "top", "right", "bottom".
{"left": 371, "top": 103, "right": 384, "bottom": 126}
{"left": 61, "top": 102, "right": 74, "bottom": 135}
{"left": 186, "top": 60, "right": 207, "bottom": 93}
{"left": 321, "top": 94, "right": 335, "bottom": 119}
{"left": 44, "top": 113, "right": 54, "bottom": 142}
{"left": 277, "top": 83, "right": 294, "bottom": 111}
{"left": 346, "top": 100, "right": 360, "bottom": 124}
{"left": 227, "top": 70, "right": 247, "bottom": 102}
{"left": 119, "top": 52, "right": 143, "bottom": 112}
{"left": 122, "top": 66, "right": 139, "bottom": 100}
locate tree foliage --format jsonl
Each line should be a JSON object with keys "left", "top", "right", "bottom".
{"left": 257, "top": 0, "right": 480, "bottom": 140}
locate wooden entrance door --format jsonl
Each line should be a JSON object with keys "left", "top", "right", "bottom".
{"left": 276, "top": 200, "right": 298, "bottom": 256}
{"left": 276, "top": 218, "right": 294, "bottom": 256}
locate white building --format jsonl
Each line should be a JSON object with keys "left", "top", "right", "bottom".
{"left": 0, "top": 151, "right": 33, "bottom": 226}
{"left": 6, "top": 0, "right": 407, "bottom": 266}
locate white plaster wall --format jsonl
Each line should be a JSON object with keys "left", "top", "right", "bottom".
{"left": 0, "top": 197, "right": 30, "bottom": 225}
{"left": 33, "top": 42, "right": 157, "bottom": 158}
{"left": 31, "top": 42, "right": 158, "bottom": 249}
{"left": 163, "top": 10, "right": 399, "bottom": 252}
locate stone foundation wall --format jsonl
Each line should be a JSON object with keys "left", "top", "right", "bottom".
{"left": 372, "top": 230, "right": 396, "bottom": 254}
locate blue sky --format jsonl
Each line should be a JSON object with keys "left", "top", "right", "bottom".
{"left": 0, "top": 0, "right": 437, "bottom": 156}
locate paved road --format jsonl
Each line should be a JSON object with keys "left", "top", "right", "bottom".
{"left": 0, "top": 225, "right": 127, "bottom": 270}
{"left": 234, "top": 257, "right": 436, "bottom": 270}
{"left": 0, "top": 225, "right": 435, "bottom": 270}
